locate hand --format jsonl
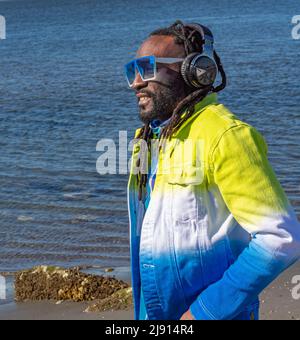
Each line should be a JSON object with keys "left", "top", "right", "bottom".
{"left": 180, "top": 309, "right": 195, "bottom": 320}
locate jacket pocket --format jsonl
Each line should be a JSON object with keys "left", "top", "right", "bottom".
{"left": 166, "top": 161, "right": 207, "bottom": 223}
{"left": 167, "top": 163, "right": 204, "bottom": 186}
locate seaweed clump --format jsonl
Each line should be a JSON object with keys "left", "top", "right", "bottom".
{"left": 85, "top": 287, "right": 133, "bottom": 312}
{"left": 15, "top": 266, "right": 129, "bottom": 303}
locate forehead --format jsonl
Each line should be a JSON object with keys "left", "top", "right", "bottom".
{"left": 136, "top": 35, "right": 185, "bottom": 58}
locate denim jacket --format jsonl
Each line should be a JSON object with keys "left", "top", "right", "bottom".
{"left": 127, "top": 93, "right": 300, "bottom": 320}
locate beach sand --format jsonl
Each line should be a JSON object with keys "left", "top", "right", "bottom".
{"left": 0, "top": 262, "right": 299, "bottom": 320}
{"left": 0, "top": 300, "right": 134, "bottom": 320}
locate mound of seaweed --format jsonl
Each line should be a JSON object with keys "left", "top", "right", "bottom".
{"left": 15, "top": 266, "right": 129, "bottom": 303}
{"left": 85, "top": 287, "right": 133, "bottom": 312}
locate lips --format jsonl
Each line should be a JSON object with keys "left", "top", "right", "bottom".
{"left": 136, "top": 93, "right": 152, "bottom": 107}
{"left": 139, "top": 97, "right": 151, "bottom": 106}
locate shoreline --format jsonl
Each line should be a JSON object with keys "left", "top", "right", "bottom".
{"left": 0, "top": 262, "right": 299, "bottom": 320}
{"left": 0, "top": 300, "right": 134, "bottom": 320}
{"left": 0, "top": 265, "right": 134, "bottom": 320}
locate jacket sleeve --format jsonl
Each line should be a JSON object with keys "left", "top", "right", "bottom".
{"left": 190, "top": 123, "right": 300, "bottom": 320}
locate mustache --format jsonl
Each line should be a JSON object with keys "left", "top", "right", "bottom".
{"left": 136, "top": 90, "right": 154, "bottom": 98}
{"left": 136, "top": 79, "right": 173, "bottom": 93}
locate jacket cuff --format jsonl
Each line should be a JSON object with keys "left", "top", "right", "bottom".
{"left": 190, "top": 297, "right": 216, "bottom": 320}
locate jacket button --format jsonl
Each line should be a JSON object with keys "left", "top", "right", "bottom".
{"left": 143, "top": 264, "right": 155, "bottom": 269}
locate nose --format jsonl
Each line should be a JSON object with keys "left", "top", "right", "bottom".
{"left": 131, "top": 68, "right": 147, "bottom": 90}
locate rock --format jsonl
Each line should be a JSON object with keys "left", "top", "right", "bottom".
{"left": 15, "top": 265, "right": 129, "bottom": 302}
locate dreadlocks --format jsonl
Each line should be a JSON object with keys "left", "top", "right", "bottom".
{"left": 135, "top": 20, "right": 226, "bottom": 201}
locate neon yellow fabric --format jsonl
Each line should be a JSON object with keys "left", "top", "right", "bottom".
{"left": 147, "top": 93, "right": 289, "bottom": 232}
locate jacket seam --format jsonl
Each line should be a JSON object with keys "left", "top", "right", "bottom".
{"left": 198, "top": 297, "right": 217, "bottom": 320}
{"left": 169, "top": 185, "right": 189, "bottom": 309}
{"left": 208, "top": 123, "right": 251, "bottom": 176}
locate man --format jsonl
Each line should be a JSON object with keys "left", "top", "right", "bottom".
{"left": 125, "top": 20, "right": 300, "bottom": 320}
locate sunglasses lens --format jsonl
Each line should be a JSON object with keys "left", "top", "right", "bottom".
{"left": 136, "top": 56, "right": 155, "bottom": 81}
{"left": 125, "top": 61, "right": 136, "bottom": 86}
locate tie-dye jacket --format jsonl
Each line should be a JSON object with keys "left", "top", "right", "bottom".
{"left": 127, "top": 93, "right": 300, "bottom": 320}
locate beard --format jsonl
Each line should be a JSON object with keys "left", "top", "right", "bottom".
{"left": 138, "top": 80, "right": 187, "bottom": 125}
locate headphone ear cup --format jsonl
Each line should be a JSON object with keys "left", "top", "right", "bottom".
{"left": 181, "top": 53, "right": 200, "bottom": 88}
{"left": 181, "top": 53, "right": 218, "bottom": 89}
{"left": 192, "top": 55, "right": 218, "bottom": 87}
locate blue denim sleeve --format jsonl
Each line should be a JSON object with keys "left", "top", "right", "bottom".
{"left": 190, "top": 237, "right": 297, "bottom": 320}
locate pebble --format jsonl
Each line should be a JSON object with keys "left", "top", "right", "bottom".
{"left": 105, "top": 268, "right": 114, "bottom": 273}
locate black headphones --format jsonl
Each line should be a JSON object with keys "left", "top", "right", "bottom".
{"left": 180, "top": 23, "right": 218, "bottom": 89}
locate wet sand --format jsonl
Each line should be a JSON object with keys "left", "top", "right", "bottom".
{"left": 0, "top": 300, "right": 134, "bottom": 320}
{"left": 0, "top": 262, "right": 299, "bottom": 320}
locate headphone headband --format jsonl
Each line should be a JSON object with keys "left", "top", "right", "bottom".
{"left": 180, "top": 22, "right": 218, "bottom": 89}
{"left": 183, "top": 23, "right": 214, "bottom": 54}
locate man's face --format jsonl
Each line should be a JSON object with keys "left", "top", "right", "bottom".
{"left": 132, "top": 35, "right": 188, "bottom": 124}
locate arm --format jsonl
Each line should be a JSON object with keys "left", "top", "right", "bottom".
{"left": 189, "top": 124, "right": 300, "bottom": 320}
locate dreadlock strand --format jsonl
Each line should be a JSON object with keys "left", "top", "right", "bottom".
{"left": 160, "top": 86, "right": 212, "bottom": 140}
{"left": 137, "top": 123, "right": 151, "bottom": 201}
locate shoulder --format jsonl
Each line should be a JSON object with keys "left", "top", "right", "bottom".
{"left": 192, "top": 102, "right": 265, "bottom": 150}
{"left": 178, "top": 101, "right": 267, "bottom": 175}
{"left": 193, "top": 102, "right": 248, "bottom": 140}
